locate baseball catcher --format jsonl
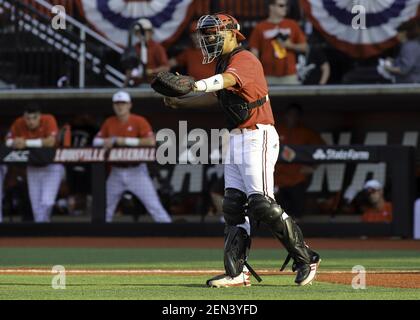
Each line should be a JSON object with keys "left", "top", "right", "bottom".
{"left": 160, "top": 13, "right": 321, "bottom": 288}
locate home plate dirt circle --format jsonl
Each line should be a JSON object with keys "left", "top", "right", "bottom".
{"left": 1, "top": 268, "right": 419, "bottom": 289}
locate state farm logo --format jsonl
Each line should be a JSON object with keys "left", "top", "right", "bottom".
{"left": 313, "top": 148, "right": 370, "bottom": 161}
{"left": 3, "top": 150, "right": 30, "bottom": 162}
{"left": 313, "top": 149, "right": 327, "bottom": 160}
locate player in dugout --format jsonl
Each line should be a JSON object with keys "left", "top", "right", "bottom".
{"left": 5, "top": 105, "right": 65, "bottom": 223}
{"left": 93, "top": 91, "right": 172, "bottom": 223}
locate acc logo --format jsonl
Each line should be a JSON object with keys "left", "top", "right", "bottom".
{"left": 3, "top": 150, "right": 30, "bottom": 162}
{"left": 313, "top": 149, "right": 327, "bottom": 160}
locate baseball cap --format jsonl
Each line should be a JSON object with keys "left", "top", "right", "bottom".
{"left": 363, "top": 180, "right": 383, "bottom": 191}
{"left": 112, "top": 91, "right": 131, "bottom": 103}
{"left": 134, "top": 18, "right": 153, "bottom": 31}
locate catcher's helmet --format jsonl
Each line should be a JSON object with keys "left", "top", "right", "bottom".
{"left": 196, "top": 13, "right": 246, "bottom": 64}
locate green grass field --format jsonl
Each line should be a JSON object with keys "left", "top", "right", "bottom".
{"left": 0, "top": 247, "right": 419, "bottom": 300}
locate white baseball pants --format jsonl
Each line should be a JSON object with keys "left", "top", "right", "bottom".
{"left": 106, "top": 163, "right": 172, "bottom": 223}
{"left": 27, "top": 164, "right": 65, "bottom": 223}
{"left": 224, "top": 124, "right": 280, "bottom": 199}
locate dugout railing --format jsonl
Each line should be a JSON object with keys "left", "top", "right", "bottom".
{"left": 0, "top": 145, "right": 416, "bottom": 238}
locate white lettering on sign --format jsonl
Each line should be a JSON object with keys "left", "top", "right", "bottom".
{"left": 54, "top": 148, "right": 106, "bottom": 162}
{"left": 108, "top": 148, "right": 156, "bottom": 162}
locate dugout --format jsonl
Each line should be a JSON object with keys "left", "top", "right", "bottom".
{"left": 0, "top": 85, "right": 419, "bottom": 238}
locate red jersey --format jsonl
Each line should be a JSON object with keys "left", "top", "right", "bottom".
{"left": 223, "top": 49, "right": 275, "bottom": 129}
{"left": 97, "top": 114, "right": 153, "bottom": 139}
{"left": 7, "top": 114, "right": 58, "bottom": 139}
{"left": 362, "top": 202, "right": 393, "bottom": 223}
{"left": 249, "top": 19, "right": 306, "bottom": 77}
{"left": 275, "top": 125, "right": 325, "bottom": 188}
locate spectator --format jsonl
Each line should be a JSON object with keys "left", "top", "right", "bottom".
{"left": 361, "top": 180, "right": 392, "bottom": 223}
{"left": 5, "top": 105, "right": 64, "bottom": 223}
{"left": 169, "top": 21, "right": 216, "bottom": 79}
{"left": 384, "top": 19, "right": 420, "bottom": 83}
{"left": 298, "top": 33, "right": 331, "bottom": 85}
{"left": 274, "top": 103, "right": 325, "bottom": 220}
{"left": 124, "top": 18, "right": 170, "bottom": 87}
{"left": 249, "top": 0, "right": 307, "bottom": 85}
{"left": 93, "top": 91, "right": 172, "bottom": 223}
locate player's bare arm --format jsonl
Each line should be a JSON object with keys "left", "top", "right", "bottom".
{"left": 11, "top": 137, "right": 26, "bottom": 149}
{"left": 319, "top": 62, "right": 331, "bottom": 85}
{"left": 7, "top": 135, "right": 56, "bottom": 149}
{"left": 41, "top": 135, "right": 57, "bottom": 147}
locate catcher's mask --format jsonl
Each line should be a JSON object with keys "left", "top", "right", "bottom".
{"left": 196, "top": 13, "right": 246, "bottom": 64}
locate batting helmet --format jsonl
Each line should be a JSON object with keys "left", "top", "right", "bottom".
{"left": 196, "top": 13, "right": 246, "bottom": 64}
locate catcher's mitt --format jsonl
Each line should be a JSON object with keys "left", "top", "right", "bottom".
{"left": 151, "top": 71, "right": 195, "bottom": 97}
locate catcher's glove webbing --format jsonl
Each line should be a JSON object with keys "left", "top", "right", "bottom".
{"left": 151, "top": 71, "right": 195, "bottom": 97}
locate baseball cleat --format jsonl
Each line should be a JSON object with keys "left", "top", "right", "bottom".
{"left": 293, "top": 253, "right": 321, "bottom": 286}
{"left": 206, "top": 271, "right": 251, "bottom": 288}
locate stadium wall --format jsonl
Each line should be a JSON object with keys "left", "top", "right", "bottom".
{"left": 0, "top": 85, "right": 418, "bottom": 238}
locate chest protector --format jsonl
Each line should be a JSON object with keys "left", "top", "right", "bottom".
{"left": 216, "top": 47, "right": 267, "bottom": 129}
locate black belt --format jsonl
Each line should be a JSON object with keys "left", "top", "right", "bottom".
{"left": 247, "top": 96, "right": 267, "bottom": 110}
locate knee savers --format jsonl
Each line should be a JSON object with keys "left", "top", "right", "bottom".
{"left": 247, "top": 193, "right": 283, "bottom": 224}
{"left": 223, "top": 188, "right": 247, "bottom": 225}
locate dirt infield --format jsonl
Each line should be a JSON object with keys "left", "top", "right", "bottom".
{"left": 317, "top": 273, "right": 420, "bottom": 289}
{"left": 0, "top": 237, "right": 419, "bottom": 250}
{"left": 0, "top": 268, "right": 419, "bottom": 289}
{"left": 1, "top": 237, "right": 419, "bottom": 289}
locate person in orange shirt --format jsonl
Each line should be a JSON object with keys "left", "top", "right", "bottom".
{"left": 5, "top": 105, "right": 64, "bottom": 223}
{"left": 361, "top": 180, "right": 393, "bottom": 223}
{"left": 125, "top": 19, "right": 170, "bottom": 86}
{"left": 169, "top": 21, "right": 216, "bottom": 80}
{"left": 249, "top": 0, "right": 307, "bottom": 85}
{"left": 164, "top": 13, "right": 319, "bottom": 288}
{"left": 275, "top": 103, "right": 325, "bottom": 220}
{"left": 93, "top": 91, "right": 172, "bottom": 223}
